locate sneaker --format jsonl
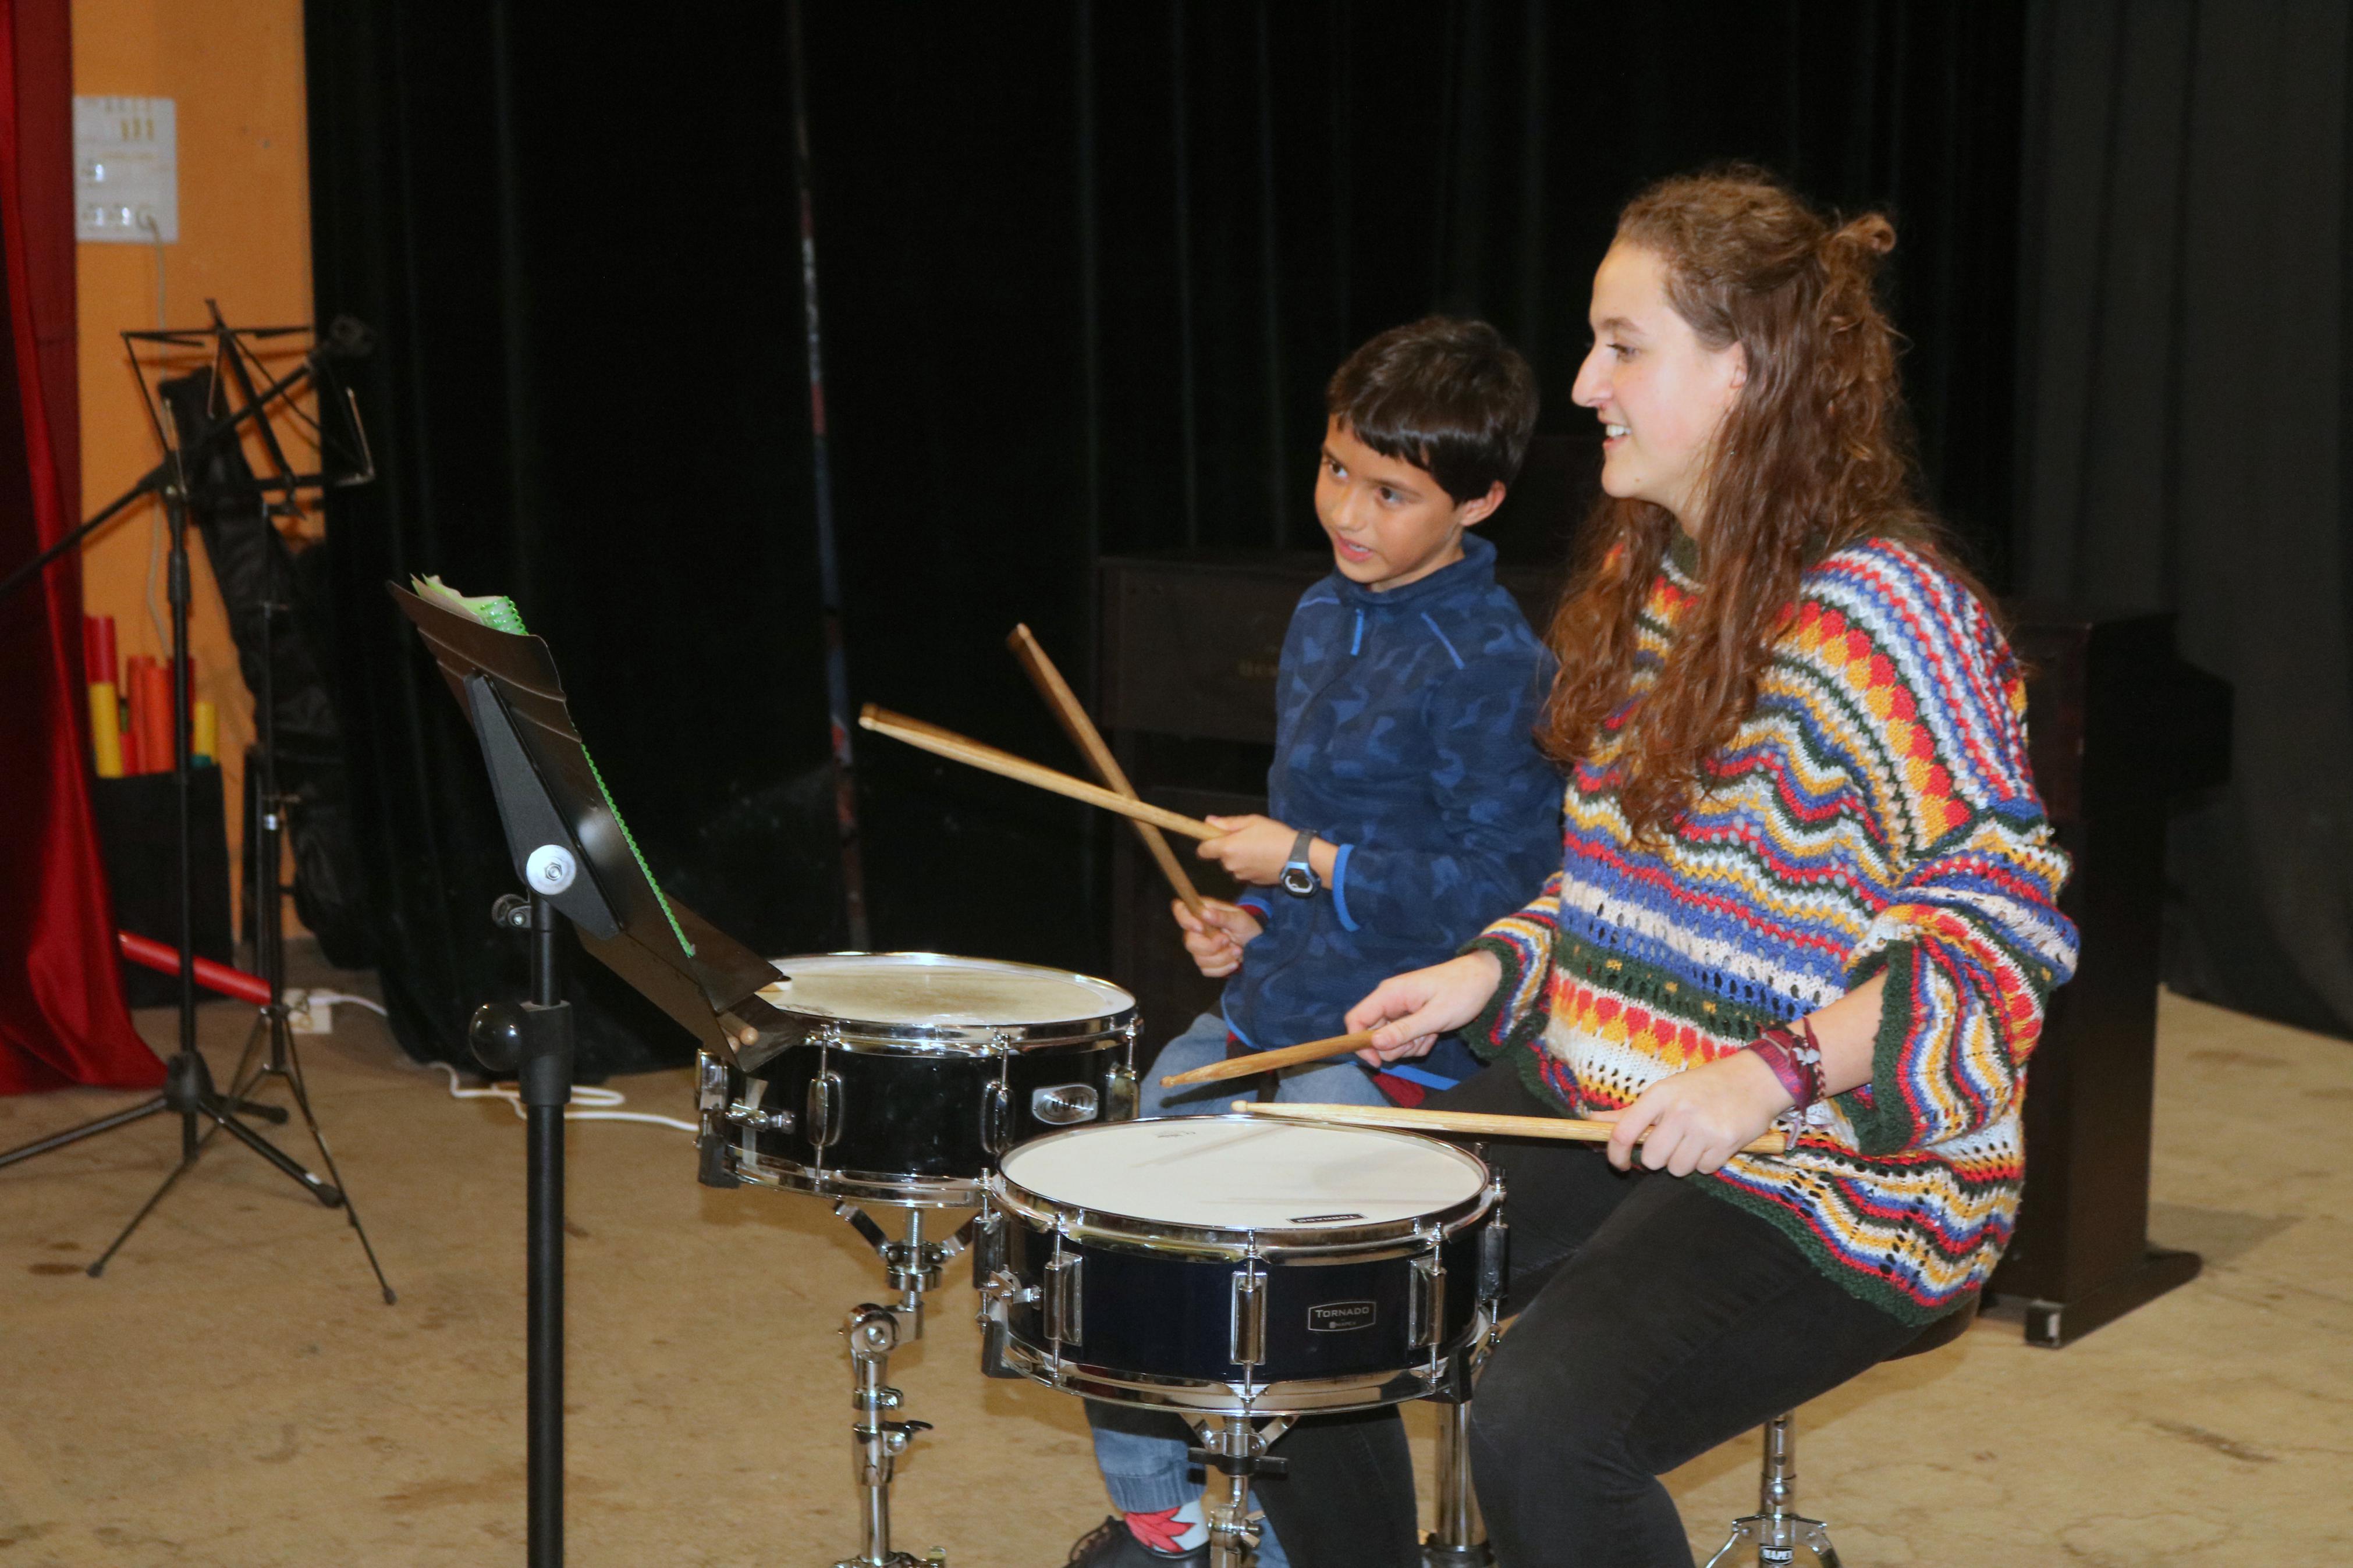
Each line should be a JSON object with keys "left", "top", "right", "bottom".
{"left": 1063, "top": 1514, "right": 1208, "bottom": 1566}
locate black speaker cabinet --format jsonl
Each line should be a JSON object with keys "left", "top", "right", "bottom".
{"left": 1099, "top": 548, "right": 2228, "bottom": 1346}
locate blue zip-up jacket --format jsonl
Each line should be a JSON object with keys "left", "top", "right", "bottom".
{"left": 1225, "top": 532, "right": 1562, "bottom": 1086}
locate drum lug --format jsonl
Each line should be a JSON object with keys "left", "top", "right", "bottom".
{"left": 1410, "top": 1251, "right": 1445, "bottom": 1350}
{"left": 1478, "top": 1207, "right": 1510, "bottom": 1307}
{"left": 981, "top": 1080, "right": 1013, "bottom": 1155}
{"left": 807, "top": 1070, "right": 844, "bottom": 1149}
{"left": 695, "top": 1050, "right": 728, "bottom": 1107}
{"left": 1103, "top": 1062, "right": 1138, "bottom": 1123}
{"left": 970, "top": 1206, "right": 1005, "bottom": 1279}
{"left": 1045, "top": 1250, "right": 1084, "bottom": 1346}
{"left": 975, "top": 1249, "right": 1035, "bottom": 1384}
{"left": 1229, "top": 1261, "right": 1267, "bottom": 1368}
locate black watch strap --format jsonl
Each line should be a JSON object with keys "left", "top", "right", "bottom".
{"left": 1279, "top": 828, "right": 1318, "bottom": 897}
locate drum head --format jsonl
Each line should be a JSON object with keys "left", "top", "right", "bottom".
{"left": 999, "top": 1117, "right": 1486, "bottom": 1230}
{"left": 757, "top": 952, "right": 1133, "bottom": 1031}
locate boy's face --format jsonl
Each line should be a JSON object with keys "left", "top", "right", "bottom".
{"left": 1313, "top": 418, "right": 1503, "bottom": 593}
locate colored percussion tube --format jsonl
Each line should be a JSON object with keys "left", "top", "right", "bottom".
{"left": 88, "top": 681, "right": 125, "bottom": 776}
{"left": 117, "top": 929, "right": 272, "bottom": 1006}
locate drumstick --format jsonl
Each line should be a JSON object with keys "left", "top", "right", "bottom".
{"left": 1159, "top": 1030, "right": 1375, "bottom": 1087}
{"left": 1229, "top": 1100, "right": 1793, "bottom": 1155}
{"left": 859, "top": 704, "right": 1219, "bottom": 840}
{"left": 1008, "top": 624, "right": 1206, "bottom": 918}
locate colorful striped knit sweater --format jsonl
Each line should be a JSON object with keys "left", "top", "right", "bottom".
{"left": 1466, "top": 536, "right": 2079, "bottom": 1322}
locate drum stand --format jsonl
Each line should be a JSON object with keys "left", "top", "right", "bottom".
{"left": 829, "top": 1203, "right": 967, "bottom": 1568}
{"left": 1424, "top": 1393, "right": 1491, "bottom": 1567}
{"left": 1184, "top": 1415, "right": 1294, "bottom": 1568}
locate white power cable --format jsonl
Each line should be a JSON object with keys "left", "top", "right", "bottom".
{"left": 307, "top": 989, "right": 387, "bottom": 1017}
{"left": 323, "top": 991, "right": 698, "bottom": 1134}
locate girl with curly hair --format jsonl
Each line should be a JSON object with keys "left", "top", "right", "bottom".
{"left": 1257, "top": 168, "right": 2081, "bottom": 1567}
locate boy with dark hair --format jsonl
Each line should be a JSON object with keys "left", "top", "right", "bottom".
{"left": 1070, "top": 317, "right": 1560, "bottom": 1567}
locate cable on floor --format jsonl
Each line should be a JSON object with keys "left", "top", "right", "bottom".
{"left": 315, "top": 990, "right": 699, "bottom": 1134}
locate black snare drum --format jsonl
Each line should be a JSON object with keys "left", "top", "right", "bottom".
{"left": 978, "top": 1116, "right": 1504, "bottom": 1415}
{"left": 698, "top": 952, "right": 1139, "bottom": 1208}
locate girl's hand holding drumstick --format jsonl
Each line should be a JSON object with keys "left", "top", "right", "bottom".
{"left": 1343, "top": 951, "right": 1506, "bottom": 1067}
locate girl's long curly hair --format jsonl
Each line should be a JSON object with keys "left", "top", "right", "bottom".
{"left": 1540, "top": 166, "right": 1988, "bottom": 840}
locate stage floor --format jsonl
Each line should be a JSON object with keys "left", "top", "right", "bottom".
{"left": 1, "top": 950, "right": 2345, "bottom": 1566}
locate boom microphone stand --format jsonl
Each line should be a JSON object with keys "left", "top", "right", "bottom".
{"left": 0, "top": 315, "right": 386, "bottom": 1296}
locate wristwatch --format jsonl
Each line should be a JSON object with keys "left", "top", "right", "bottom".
{"left": 1279, "top": 828, "right": 1319, "bottom": 897}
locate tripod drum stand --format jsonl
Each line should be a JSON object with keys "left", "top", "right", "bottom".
{"left": 694, "top": 948, "right": 1141, "bottom": 1568}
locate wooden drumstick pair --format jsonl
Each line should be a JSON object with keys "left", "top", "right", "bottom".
{"left": 1164, "top": 1032, "right": 1791, "bottom": 1154}
{"left": 857, "top": 625, "right": 1243, "bottom": 922}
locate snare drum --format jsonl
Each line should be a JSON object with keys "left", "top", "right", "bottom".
{"left": 978, "top": 1117, "right": 1504, "bottom": 1416}
{"left": 698, "top": 952, "right": 1139, "bottom": 1207}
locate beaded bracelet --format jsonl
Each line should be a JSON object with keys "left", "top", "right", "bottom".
{"left": 1746, "top": 1016, "right": 1825, "bottom": 1111}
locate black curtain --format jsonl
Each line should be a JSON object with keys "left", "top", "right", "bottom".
{"left": 305, "top": 1, "right": 2028, "bottom": 1071}
{"left": 2016, "top": 0, "right": 2353, "bottom": 1039}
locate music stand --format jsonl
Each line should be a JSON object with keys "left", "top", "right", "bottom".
{"left": 392, "top": 584, "right": 804, "bottom": 1568}
{"left": 0, "top": 314, "right": 385, "bottom": 1297}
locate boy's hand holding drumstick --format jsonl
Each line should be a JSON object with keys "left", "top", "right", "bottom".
{"left": 1195, "top": 813, "right": 1338, "bottom": 887}
{"left": 1175, "top": 897, "right": 1262, "bottom": 980}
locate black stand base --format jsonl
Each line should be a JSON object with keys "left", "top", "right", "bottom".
{"left": 1989, "top": 1247, "right": 2204, "bottom": 1349}
{"left": 87, "top": 1047, "right": 350, "bottom": 1279}
{"left": 0, "top": 1056, "right": 289, "bottom": 1174}
{"left": 0, "top": 1043, "right": 341, "bottom": 1263}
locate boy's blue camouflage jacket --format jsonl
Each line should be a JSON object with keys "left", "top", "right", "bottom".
{"left": 1226, "top": 531, "right": 1563, "bottom": 1085}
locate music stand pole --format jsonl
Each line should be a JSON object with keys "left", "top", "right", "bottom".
{"left": 211, "top": 600, "right": 396, "bottom": 1302}
{"left": 470, "top": 885, "right": 579, "bottom": 1568}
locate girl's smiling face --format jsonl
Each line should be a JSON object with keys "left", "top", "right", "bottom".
{"left": 1571, "top": 243, "right": 1748, "bottom": 531}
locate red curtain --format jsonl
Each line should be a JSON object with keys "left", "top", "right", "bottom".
{"left": 0, "top": 0, "right": 161, "bottom": 1091}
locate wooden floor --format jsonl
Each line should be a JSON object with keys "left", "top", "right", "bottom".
{"left": 0, "top": 950, "right": 2346, "bottom": 1566}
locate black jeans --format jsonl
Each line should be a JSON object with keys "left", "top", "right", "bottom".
{"left": 1252, "top": 1061, "right": 1922, "bottom": 1568}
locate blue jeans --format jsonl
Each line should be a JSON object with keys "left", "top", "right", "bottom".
{"left": 1086, "top": 1014, "right": 1392, "bottom": 1565}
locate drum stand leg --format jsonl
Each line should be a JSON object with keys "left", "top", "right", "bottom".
{"left": 833, "top": 1208, "right": 966, "bottom": 1568}
{"left": 1186, "top": 1415, "right": 1293, "bottom": 1568}
{"left": 1424, "top": 1396, "right": 1492, "bottom": 1567}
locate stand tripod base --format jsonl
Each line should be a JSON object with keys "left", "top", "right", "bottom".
{"left": 1704, "top": 1513, "right": 1843, "bottom": 1567}
{"left": 74, "top": 1047, "right": 349, "bottom": 1277}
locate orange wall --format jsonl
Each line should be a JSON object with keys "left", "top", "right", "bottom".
{"left": 73, "top": 0, "right": 315, "bottom": 922}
